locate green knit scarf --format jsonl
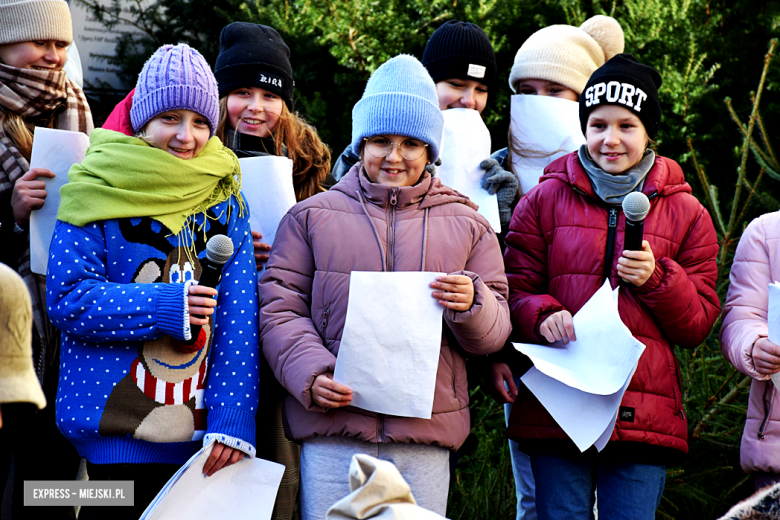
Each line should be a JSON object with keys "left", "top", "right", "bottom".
{"left": 58, "top": 128, "right": 245, "bottom": 237}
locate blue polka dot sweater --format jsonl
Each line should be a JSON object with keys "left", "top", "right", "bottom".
{"left": 46, "top": 197, "right": 260, "bottom": 465}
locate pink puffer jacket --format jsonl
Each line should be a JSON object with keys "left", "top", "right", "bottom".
{"left": 258, "top": 164, "right": 511, "bottom": 450}
{"left": 721, "top": 210, "right": 780, "bottom": 474}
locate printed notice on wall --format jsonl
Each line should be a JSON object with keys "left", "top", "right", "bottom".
{"left": 70, "top": 1, "right": 152, "bottom": 90}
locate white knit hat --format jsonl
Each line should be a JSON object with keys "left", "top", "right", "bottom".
{"left": 508, "top": 15, "right": 624, "bottom": 95}
{"left": 0, "top": 263, "right": 46, "bottom": 410}
{"left": 0, "top": 0, "right": 73, "bottom": 46}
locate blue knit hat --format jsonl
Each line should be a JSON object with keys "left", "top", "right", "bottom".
{"left": 130, "top": 43, "right": 219, "bottom": 137}
{"left": 351, "top": 55, "right": 443, "bottom": 162}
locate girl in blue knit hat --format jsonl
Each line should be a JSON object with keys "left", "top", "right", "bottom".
{"left": 258, "top": 53, "right": 511, "bottom": 520}
{"left": 47, "top": 43, "right": 259, "bottom": 519}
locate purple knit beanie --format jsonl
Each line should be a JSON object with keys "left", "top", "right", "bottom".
{"left": 130, "top": 43, "right": 219, "bottom": 136}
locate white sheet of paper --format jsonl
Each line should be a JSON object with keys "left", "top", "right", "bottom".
{"left": 436, "top": 108, "right": 501, "bottom": 232}
{"left": 768, "top": 282, "right": 780, "bottom": 388}
{"left": 239, "top": 156, "right": 297, "bottom": 249}
{"left": 522, "top": 363, "right": 637, "bottom": 452}
{"left": 28, "top": 127, "right": 90, "bottom": 274}
{"left": 140, "top": 441, "right": 285, "bottom": 520}
{"left": 513, "top": 280, "right": 646, "bottom": 395}
{"left": 509, "top": 95, "right": 585, "bottom": 195}
{"left": 333, "top": 271, "right": 445, "bottom": 419}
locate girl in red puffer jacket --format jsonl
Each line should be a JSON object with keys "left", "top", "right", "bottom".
{"left": 501, "top": 54, "right": 720, "bottom": 519}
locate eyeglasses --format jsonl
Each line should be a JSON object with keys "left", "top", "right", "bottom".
{"left": 363, "top": 136, "right": 429, "bottom": 161}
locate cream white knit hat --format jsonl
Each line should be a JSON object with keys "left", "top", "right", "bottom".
{"left": 0, "top": 263, "right": 46, "bottom": 410}
{"left": 508, "top": 15, "right": 624, "bottom": 95}
{"left": 0, "top": 0, "right": 73, "bottom": 46}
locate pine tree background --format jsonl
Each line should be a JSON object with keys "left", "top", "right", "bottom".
{"left": 76, "top": 0, "right": 780, "bottom": 517}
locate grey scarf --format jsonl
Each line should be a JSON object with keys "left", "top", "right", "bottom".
{"left": 579, "top": 144, "right": 655, "bottom": 205}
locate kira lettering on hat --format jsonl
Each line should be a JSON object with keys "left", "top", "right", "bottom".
{"left": 351, "top": 54, "right": 444, "bottom": 162}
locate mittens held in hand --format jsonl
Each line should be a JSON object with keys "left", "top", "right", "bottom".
{"left": 480, "top": 158, "right": 518, "bottom": 229}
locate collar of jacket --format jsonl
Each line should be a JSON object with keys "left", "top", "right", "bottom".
{"left": 332, "top": 162, "right": 480, "bottom": 212}
{"left": 540, "top": 150, "right": 692, "bottom": 200}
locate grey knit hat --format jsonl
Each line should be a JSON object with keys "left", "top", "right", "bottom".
{"left": 0, "top": 0, "right": 73, "bottom": 46}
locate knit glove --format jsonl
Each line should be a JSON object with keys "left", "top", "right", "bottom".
{"left": 480, "top": 158, "right": 518, "bottom": 229}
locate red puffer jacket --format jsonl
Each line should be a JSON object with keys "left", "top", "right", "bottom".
{"left": 504, "top": 151, "right": 720, "bottom": 463}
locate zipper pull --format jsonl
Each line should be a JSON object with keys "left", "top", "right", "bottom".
{"left": 390, "top": 188, "right": 398, "bottom": 206}
{"left": 680, "top": 408, "right": 686, "bottom": 420}
{"left": 609, "top": 208, "right": 618, "bottom": 227}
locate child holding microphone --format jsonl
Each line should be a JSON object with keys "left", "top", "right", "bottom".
{"left": 47, "top": 43, "right": 259, "bottom": 519}
{"left": 503, "top": 54, "right": 720, "bottom": 519}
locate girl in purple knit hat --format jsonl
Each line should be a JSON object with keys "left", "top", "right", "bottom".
{"left": 47, "top": 43, "right": 259, "bottom": 519}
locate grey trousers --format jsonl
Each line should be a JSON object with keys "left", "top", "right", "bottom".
{"left": 300, "top": 436, "right": 450, "bottom": 520}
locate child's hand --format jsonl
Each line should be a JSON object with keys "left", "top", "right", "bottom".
{"left": 252, "top": 231, "right": 271, "bottom": 270}
{"left": 11, "top": 168, "right": 55, "bottom": 225}
{"left": 539, "top": 310, "right": 576, "bottom": 344}
{"left": 188, "top": 284, "right": 217, "bottom": 326}
{"left": 618, "top": 240, "right": 656, "bottom": 287}
{"left": 753, "top": 338, "right": 780, "bottom": 375}
{"left": 311, "top": 371, "right": 352, "bottom": 410}
{"left": 203, "top": 441, "right": 243, "bottom": 477}
{"left": 431, "top": 274, "right": 475, "bottom": 312}
{"left": 488, "top": 362, "right": 517, "bottom": 404}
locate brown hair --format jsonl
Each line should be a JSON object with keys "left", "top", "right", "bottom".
{"left": 215, "top": 97, "right": 331, "bottom": 202}
{"left": 0, "top": 106, "right": 59, "bottom": 161}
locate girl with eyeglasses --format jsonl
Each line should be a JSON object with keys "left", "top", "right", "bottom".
{"left": 258, "top": 54, "right": 511, "bottom": 520}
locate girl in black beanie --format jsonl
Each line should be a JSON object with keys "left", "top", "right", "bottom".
{"left": 213, "top": 22, "right": 331, "bottom": 520}
{"left": 214, "top": 22, "right": 331, "bottom": 269}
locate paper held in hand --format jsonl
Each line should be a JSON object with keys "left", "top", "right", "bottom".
{"left": 239, "top": 156, "right": 297, "bottom": 251}
{"left": 140, "top": 440, "right": 285, "bottom": 520}
{"left": 436, "top": 108, "right": 501, "bottom": 232}
{"left": 509, "top": 95, "right": 585, "bottom": 196}
{"left": 28, "top": 127, "right": 90, "bottom": 275}
{"left": 514, "top": 280, "right": 646, "bottom": 451}
{"left": 768, "top": 281, "right": 780, "bottom": 388}
{"left": 333, "top": 271, "right": 445, "bottom": 419}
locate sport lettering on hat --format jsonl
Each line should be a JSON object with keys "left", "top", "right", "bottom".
{"left": 584, "top": 81, "right": 647, "bottom": 112}
{"left": 467, "top": 63, "right": 487, "bottom": 79}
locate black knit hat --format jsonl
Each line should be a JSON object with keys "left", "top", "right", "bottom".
{"left": 214, "top": 22, "right": 295, "bottom": 110}
{"left": 579, "top": 53, "right": 662, "bottom": 138}
{"left": 422, "top": 20, "right": 497, "bottom": 90}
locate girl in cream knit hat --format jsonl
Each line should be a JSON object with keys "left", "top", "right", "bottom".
{"left": 484, "top": 14, "right": 624, "bottom": 520}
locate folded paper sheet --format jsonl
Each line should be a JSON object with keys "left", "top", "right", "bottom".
{"left": 436, "top": 108, "right": 500, "bottom": 232}
{"left": 768, "top": 282, "right": 780, "bottom": 388}
{"left": 239, "top": 156, "right": 297, "bottom": 251}
{"left": 514, "top": 279, "right": 645, "bottom": 395}
{"left": 509, "top": 95, "right": 585, "bottom": 196}
{"left": 140, "top": 441, "right": 285, "bottom": 520}
{"left": 333, "top": 271, "right": 445, "bottom": 419}
{"left": 29, "top": 127, "right": 90, "bottom": 274}
{"left": 516, "top": 281, "right": 645, "bottom": 451}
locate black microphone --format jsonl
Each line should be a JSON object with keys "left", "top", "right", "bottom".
{"left": 186, "top": 234, "right": 234, "bottom": 345}
{"left": 622, "top": 192, "right": 651, "bottom": 251}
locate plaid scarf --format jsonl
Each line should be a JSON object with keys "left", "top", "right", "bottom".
{"left": 0, "top": 63, "right": 93, "bottom": 382}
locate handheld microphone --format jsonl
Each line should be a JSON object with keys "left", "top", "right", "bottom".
{"left": 622, "top": 192, "right": 651, "bottom": 251}
{"left": 186, "top": 234, "right": 234, "bottom": 345}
